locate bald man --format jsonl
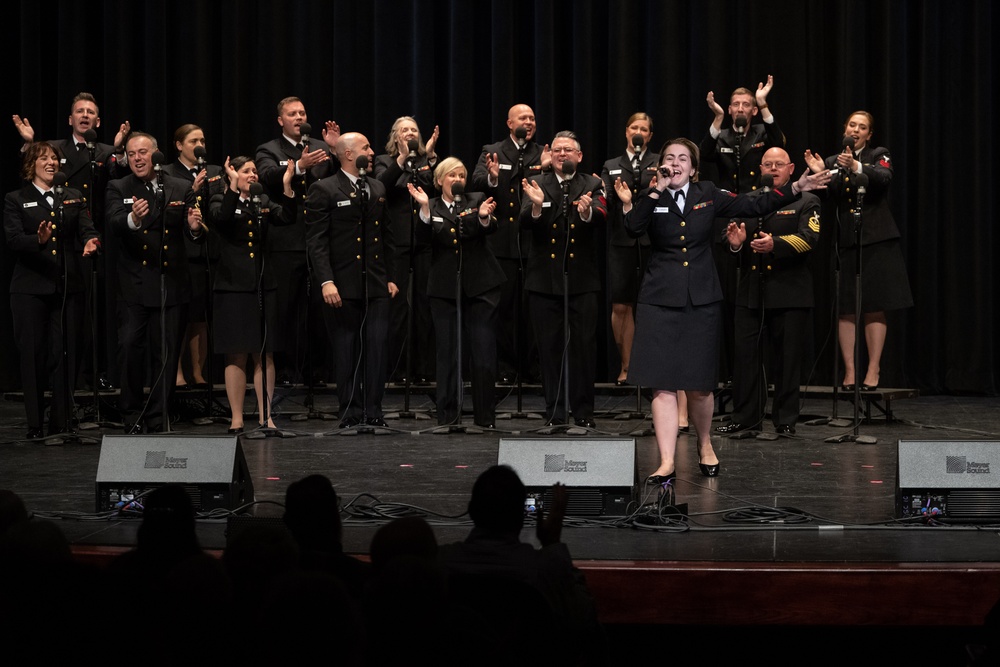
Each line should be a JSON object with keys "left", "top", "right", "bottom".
{"left": 471, "top": 104, "right": 551, "bottom": 382}
{"left": 305, "top": 133, "right": 398, "bottom": 428}
{"left": 717, "top": 147, "right": 821, "bottom": 437}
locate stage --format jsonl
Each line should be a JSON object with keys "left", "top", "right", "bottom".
{"left": 3, "top": 385, "right": 999, "bottom": 663}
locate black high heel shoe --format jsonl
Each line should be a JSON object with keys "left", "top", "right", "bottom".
{"left": 645, "top": 471, "right": 676, "bottom": 485}
{"left": 699, "top": 461, "right": 720, "bottom": 477}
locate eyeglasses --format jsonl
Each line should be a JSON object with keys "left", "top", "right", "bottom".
{"left": 761, "top": 162, "right": 790, "bottom": 169}
{"left": 551, "top": 147, "right": 579, "bottom": 155}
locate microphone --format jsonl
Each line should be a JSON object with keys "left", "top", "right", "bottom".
{"left": 249, "top": 182, "right": 264, "bottom": 203}
{"left": 356, "top": 155, "right": 369, "bottom": 177}
{"left": 193, "top": 145, "right": 207, "bottom": 168}
{"left": 514, "top": 126, "right": 527, "bottom": 148}
{"left": 83, "top": 129, "right": 97, "bottom": 151}
{"left": 406, "top": 138, "right": 418, "bottom": 170}
{"left": 451, "top": 181, "right": 464, "bottom": 206}
{"left": 842, "top": 135, "right": 855, "bottom": 150}
{"left": 299, "top": 122, "right": 312, "bottom": 146}
{"left": 152, "top": 151, "right": 165, "bottom": 177}
{"left": 631, "top": 135, "right": 644, "bottom": 152}
{"left": 734, "top": 115, "right": 748, "bottom": 131}
{"left": 53, "top": 171, "right": 67, "bottom": 197}
{"left": 855, "top": 172, "right": 869, "bottom": 191}
{"left": 561, "top": 159, "right": 577, "bottom": 177}
{"left": 759, "top": 174, "right": 774, "bottom": 192}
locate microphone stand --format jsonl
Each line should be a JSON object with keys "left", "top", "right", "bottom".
{"left": 539, "top": 176, "right": 574, "bottom": 435}
{"left": 191, "top": 156, "right": 222, "bottom": 426}
{"left": 395, "top": 150, "right": 422, "bottom": 419}
{"left": 498, "top": 139, "right": 542, "bottom": 421}
{"left": 826, "top": 172, "right": 876, "bottom": 444}
{"left": 618, "top": 148, "right": 652, "bottom": 426}
{"left": 51, "top": 184, "right": 99, "bottom": 445}
{"left": 155, "top": 168, "right": 172, "bottom": 433}
{"left": 82, "top": 142, "right": 106, "bottom": 428}
{"left": 431, "top": 192, "right": 483, "bottom": 434}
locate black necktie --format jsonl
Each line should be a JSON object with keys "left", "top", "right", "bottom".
{"left": 76, "top": 143, "right": 86, "bottom": 152}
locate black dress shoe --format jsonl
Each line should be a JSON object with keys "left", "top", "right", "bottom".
{"left": 25, "top": 428, "right": 44, "bottom": 440}
{"left": 476, "top": 422, "right": 496, "bottom": 430}
{"left": 545, "top": 418, "right": 566, "bottom": 427}
{"left": 227, "top": 426, "right": 244, "bottom": 435}
{"left": 574, "top": 418, "right": 596, "bottom": 429}
{"left": 124, "top": 422, "right": 143, "bottom": 435}
{"left": 615, "top": 378, "right": 629, "bottom": 386}
{"left": 775, "top": 424, "right": 796, "bottom": 436}
{"left": 699, "top": 462, "right": 720, "bottom": 477}
{"left": 339, "top": 417, "right": 360, "bottom": 429}
{"left": 646, "top": 471, "right": 676, "bottom": 485}
{"left": 98, "top": 376, "right": 116, "bottom": 391}
{"left": 678, "top": 425, "right": 690, "bottom": 433}
{"left": 715, "top": 422, "right": 747, "bottom": 434}
{"left": 860, "top": 383, "right": 879, "bottom": 391}
{"left": 367, "top": 417, "right": 388, "bottom": 428}
{"left": 841, "top": 384, "right": 855, "bottom": 392}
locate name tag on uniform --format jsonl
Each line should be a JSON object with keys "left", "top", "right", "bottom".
{"left": 653, "top": 206, "right": 670, "bottom": 213}
{"left": 124, "top": 197, "right": 135, "bottom": 204}
{"left": 337, "top": 200, "right": 352, "bottom": 208}
{"left": 609, "top": 169, "right": 622, "bottom": 175}
{"left": 60, "top": 158, "right": 68, "bottom": 164}
{"left": 499, "top": 163, "right": 512, "bottom": 171}
{"left": 235, "top": 207, "right": 244, "bottom": 215}
{"left": 23, "top": 201, "right": 39, "bottom": 209}
{"left": 720, "top": 147, "right": 734, "bottom": 154}
{"left": 279, "top": 160, "right": 289, "bottom": 166}
{"left": 541, "top": 201, "right": 552, "bottom": 208}
{"left": 431, "top": 216, "right": 444, "bottom": 222}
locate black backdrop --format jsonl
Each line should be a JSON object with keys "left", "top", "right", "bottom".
{"left": 1, "top": 0, "right": 994, "bottom": 394}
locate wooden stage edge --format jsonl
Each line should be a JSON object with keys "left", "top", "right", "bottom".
{"left": 69, "top": 545, "right": 999, "bottom": 627}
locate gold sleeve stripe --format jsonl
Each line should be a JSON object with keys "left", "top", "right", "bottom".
{"left": 779, "top": 235, "right": 813, "bottom": 253}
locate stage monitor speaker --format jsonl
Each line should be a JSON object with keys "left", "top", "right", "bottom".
{"left": 96, "top": 434, "right": 255, "bottom": 513}
{"left": 498, "top": 437, "right": 637, "bottom": 516}
{"left": 897, "top": 439, "right": 1000, "bottom": 521}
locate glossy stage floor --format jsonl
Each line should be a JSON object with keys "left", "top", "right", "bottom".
{"left": 3, "top": 383, "right": 999, "bottom": 663}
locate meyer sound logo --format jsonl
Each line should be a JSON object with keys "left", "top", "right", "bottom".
{"left": 544, "top": 454, "right": 587, "bottom": 473}
{"left": 946, "top": 455, "right": 990, "bottom": 474}
{"left": 144, "top": 451, "right": 189, "bottom": 469}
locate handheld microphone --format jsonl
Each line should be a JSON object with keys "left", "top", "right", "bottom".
{"left": 842, "top": 135, "right": 855, "bottom": 150}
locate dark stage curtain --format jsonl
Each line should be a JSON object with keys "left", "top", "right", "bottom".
{"left": 1, "top": 0, "right": 994, "bottom": 394}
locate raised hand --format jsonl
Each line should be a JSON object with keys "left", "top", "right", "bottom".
{"left": 755, "top": 74, "right": 774, "bottom": 107}
{"left": 12, "top": 115, "right": 34, "bottom": 143}
{"left": 522, "top": 178, "right": 545, "bottom": 207}
{"left": 322, "top": 120, "right": 341, "bottom": 149}
{"left": 725, "top": 221, "right": 747, "bottom": 250}
{"left": 802, "top": 150, "right": 825, "bottom": 174}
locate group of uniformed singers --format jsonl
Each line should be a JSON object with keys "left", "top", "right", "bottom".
{"left": 5, "top": 80, "right": 911, "bottom": 450}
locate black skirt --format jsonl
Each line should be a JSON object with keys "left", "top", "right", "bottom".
{"left": 627, "top": 299, "right": 722, "bottom": 391}
{"left": 213, "top": 289, "right": 281, "bottom": 354}
{"left": 838, "top": 238, "right": 913, "bottom": 314}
